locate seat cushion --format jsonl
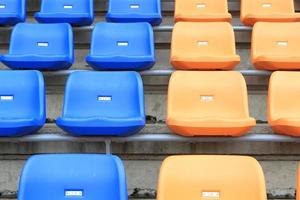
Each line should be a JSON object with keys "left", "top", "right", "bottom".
{"left": 167, "top": 117, "right": 256, "bottom": 136}
{"left": 56, "top": 116, "right": 145, "bottom": 136}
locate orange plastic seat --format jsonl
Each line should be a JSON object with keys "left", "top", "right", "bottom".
{"left": 170, "top": 22, "right": 240, "bottom": 70}
{"left": 157, "top": 155, "right": 267, "bottom": 200}
{"left": 241, "top": 0, "right": 300, "bottom": 26}
{"left": 252, "top": 22, "right": 300, "bottom": 70}
{"left": 268, "top": 72, "right": 300, "bottom": 136}
{"left": 166, "top": 71, "right": 256, "bottom": 136}
{"left": 174, "top": 0, "right": 232, "bottom": 22}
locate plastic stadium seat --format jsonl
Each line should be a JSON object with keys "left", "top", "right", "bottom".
{"left": 167, "top": 71, "right": 256, "bottom": 136}
{"left": 35, "top": 0, "right": 94, "bottom": 26}
{"left": 18, "top": 154, "right": 128, "bottom": 200}
{"left": 171, "top": 22, "right": 240, "bottom": 70}
{"left": 106, "top": 0, "right": 162, "bottom": 26}
{"left": 0, "top": 23, "right": 74, "bottom": 70}
{"left": 157, "top": 155, "right": 267, "bottom": 200}
{"left": 268, "top": 72, "right": 300, "bottom": 136}
{"left": 0, "top": 71, "right": 45, "bottom": 137}
{"left": 241, "top": 0, "right": 300, "bottom": 26}
{"left": 56, "top": 71, "right": 145, "bottom": 136}
{"left": 252, "top": 22, "right": 300, "bottom": 70}
{"left": 175, "top": 0, "right": 232, "bottom": 22}
{"left": 0, "top": 0, "right": 25, "bottom": 26}
{"left": 86, "top": 22, "right": 155, "bottom": 71}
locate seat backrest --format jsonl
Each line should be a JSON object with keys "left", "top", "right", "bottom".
{"left": 252, "top": 22, "right": 300, "bottom": 59}
{"left": 241, "top": 0, "right": 295, "bottom": 18}
{"left": 268, "top": 72, "right": 300, "bottom": 121}
{"left": 18, "top": 154, "right": 128, "bottom": 200}
{"left": 62, "top": 71, "right": 144, "bottom": 119}
{"left": 108, "top": 0, "right": 160, "bottom": 14}
{"left": 175, "top": 0, "right": 229, "bottom": 15}
{"left": 0, "top": 70, "right": 45, "bottom": 120}
{"left": 167, "top": 71, "right": 250, "bottom": 119}
{"left": 171, "top": 22, "right": 236, "bottom": 57}
{"left": 157, "top": 155, "right": 267, "bottom": 200}
{"left": 0, "top": 0, "right": 24, "bottom": 14}
{"left": 9, "top": 23, "right": 73, "bottom": 56}
{"left": 90, "top": 22, "right": 154, "bottom": 56}
{"left": 40, "top": 0, "right": 93, "bottom": 14}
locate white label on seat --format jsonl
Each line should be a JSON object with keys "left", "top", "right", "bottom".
{"left": 276, "top": 41, "right": 288, "bottom": 46}
{"left": 262, "top": 3, "right": 272, "bottom": 8}
{"left": 197, "top": 41, "right": 209, "bottom": 46}
{"left": 37, "top": 42, "right": 49, "bottom": 47}
{"left": 117, "top": 41, "right": 129, "bottom": 46}
{"left": 196, "top": 3, "right": 206, "bottom": 8}
{"left": 65, "top": 190, "right": 83, "bottom": 197}
{"left": 202, "top": 191, "right": 220, "bottom": 199}
{"left": 64, "top": 5, "right": 73, "bottom": 9}
{"left": 98, "top": 96, "right": 112, "bottom": 101}
{"left": 200, "top": 95, "right": 214, "bottom": 102}
{"left": 130, "top": 4, "right": 140, "bottom": 9}
{"left": 0, "top": 4, "right": 6, "bottom": 9}
{"left": 0, "top": 96, "right": 13, "bottom": 101}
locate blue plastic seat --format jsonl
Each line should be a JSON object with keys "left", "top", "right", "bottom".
{"left": 35, "top": 0, "right": 94, "bottom": 26}
{"left": 0, "top": 70, "right": 45, "bottom": 137}
{"left": 0, "top": 0, "right": 25, "bottom": 26}
{"left": 106, "top": 0, "right": 162, "bottom": 25}
{"left": 56, "top": 71, "right": 145, "bottom": 136}
{"left": 0, "top": 23, "right": 74, "bottom": 70}
{"left": 86, "top": 22, "right": 155, "bottom": 71}
{"left": 18, "top": 154, "right": 128, "bottom": 200}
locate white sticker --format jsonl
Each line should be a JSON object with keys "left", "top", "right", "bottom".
{"left": 201, "top": 95, "right": 214, "bottom": 102}
{"left": 197, "top": 41, "right": 209, "bottom": 46}
{"left": 117, "top": 41, "right": 129, "bottom": 46}
{"left": 0, "top": 96, "right": 13, "bottom": 101}
{"left": 65, "top": 190, "right": 83, "bottom": 197}
{"left": 202, "top": 191, "right": 220, "bottom": 198}
{"left": 98, "top": 96, "right": 112, "bottom": 101}
{"left": 64, "top": 5, "right": 73, "bottom": 9}
{"left": 0, "top": 4, "right": 6, "bottom": 9}
{"left": 196, "top": 3, "right": 206, "bottom": 8}
{"left": 276, "top": 41, "right": 288, "bottom": 46}
{"left": 37, "top": 42, "right": 49, "bottom": 47}
{"left": 130, "top": 4, "right": 140, "bottom": 9}
{"left": 262, "top": 3, "right": 272, "bottom": 8}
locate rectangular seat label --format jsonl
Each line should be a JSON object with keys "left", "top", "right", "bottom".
{"left": 130, "top": 4, "right": 140, "bottom": 9}
{"left": 0, "top": 95, "right": 13, "bottom": 101}
{"left": 98, "top": 96, "right": 112, "bottom": 101}
{"left": 262, "top": 3, "right": 272, "bottom": 8}
{"left": 202, "top": 191, "right": 220, "bottom": 199}
{"left": 197, "top": 41, "right": 209, "bottom": 46}
{"left": 64, "top": 5, "right": 73, "bottom": 9}
{"left": 65, "top": 190, "right": 83, "bottom": 197}
{"left": 117, "top": 41, "right": 129, "bottom": 46}
{"left": 37, "top": 42, "right": 49, "bottom": 47}
{"left": 196, "top": 3, "right": 206, "bottom": 8}
{"left": 0, "top": 4, "right": 6, "bottom": 9}
{"left": 276, "top": 41, "right": 288, "bottom": 47}
{"left": 200, "top": 95, "right": 214, "bottom": 102}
